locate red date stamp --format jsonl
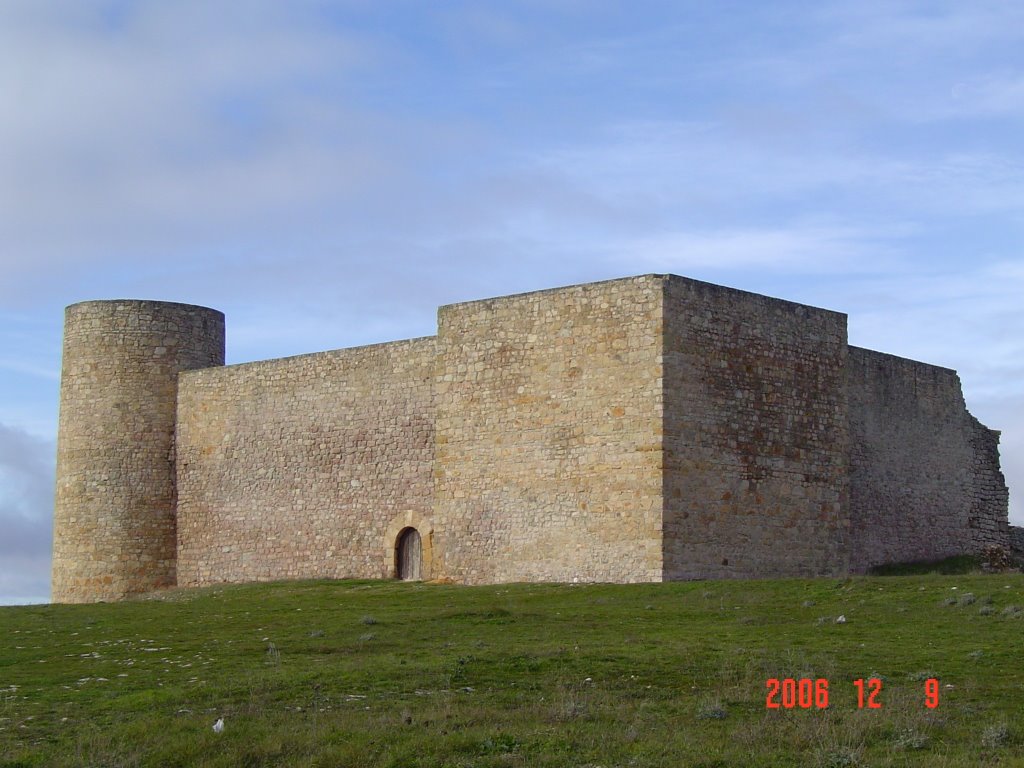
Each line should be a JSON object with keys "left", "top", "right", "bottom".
{"left": 765, "top": 678, "right": 941, "bottom": 709}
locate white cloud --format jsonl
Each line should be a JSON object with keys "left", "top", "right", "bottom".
{"left": 599, "top": 225, "right": 902, "bottom": 274}
{"left": 0, "top": 555, "right": 51, "bottom": 606}
{"left": 0, "top": 1, "right": 386, "bottom": 288}
{"left": 528, "top": 118, "right": 1024, "bottom": 227}
{"left": 843, "top": 262, "right": 1024, "bottom": 373}
{"left": 948, "top": 73, "right": 1024, "bottom": 119}
{"left": 819, "top": 1, "right": 1024, "bottom": 58}
{"left": 0, "top": 359, "right": 60, "bottom": 381}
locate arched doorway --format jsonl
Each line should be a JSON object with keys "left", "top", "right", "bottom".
{"left": 384, "top": 513, "right": 433, "bottom": 581}
{"left": 396, "top": 527, "right": 422, "bottom": 580}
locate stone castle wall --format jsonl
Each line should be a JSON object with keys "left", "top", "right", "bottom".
{"left": 1010, "top": 526, "right": 1024, "bottom": 558}
{"left": 662, "top": 277, "right": 850, "bottom": 579}
{"left": 52, "top": 274, "right": 1011, "bottom": 601}
{"left": 433, "top": 276, "right": 664, "bottom": 584}
{"left": 175, "top": 338, "right": 436, "bottom": 587}
{"left": 52, "top": 300, "right": 224, "bottom": 603}
{"left": 965, "top": 414, "right": 1011, "bottom": 551}
{"left": 846, "top": 347, "right": 1009, "bottom": 569}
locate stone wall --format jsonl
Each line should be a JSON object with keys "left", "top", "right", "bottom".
{"left": 433, "top": 276, "right": 664, "bottom": 584}
{"left": 175, "top": 338, "right": 435, "bottom": 587}
{"left": 1010, "top": 526, "right": 1024, "bottom": 559}
{"left": 662, "top": 277, "right": 850, "bottom": 579}
{"left": 52, "top": 300, "right": 224, "bottom": 603}
{"left": 53, "top": 274, "right": 1012, "bottom": 601}
{"left": 846, "top": 347, "right": 1009, "bottom": 569}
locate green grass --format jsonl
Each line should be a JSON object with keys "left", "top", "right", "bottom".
{"left": 2, "top": 573, "right": 1024, "bottom": 767}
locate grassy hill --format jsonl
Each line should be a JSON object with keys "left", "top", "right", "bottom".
{"left": 2, "top": 572, "right": 1023, "bottom": 767}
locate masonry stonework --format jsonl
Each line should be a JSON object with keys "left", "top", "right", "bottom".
{"left": 662, "top": 277, "right": 849, "bottom": 579}
{"left": 1011, "top": 525, "right": 1024, "bottom": 561}
{"left": 52, "top": 301, "right": 224, "bottom": 603}
{"left": 846, "top": 347, "right": 1009, "bottom": 569}
{"left": 174, "top": 338, "right": 435, "bottom": 586}
{"left": 433, "top": 276, "right": 664, "bottom": 584}
{"left": 51, "top": 275, "right": 1012, "bottom": 602}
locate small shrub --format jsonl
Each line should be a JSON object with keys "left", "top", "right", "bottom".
{"left": 978, "top": 605, "right": 995, "bottom": 616}
{"left": 981, "top": 722, "right": 1010, "bottom": 748}
{"left": 981, "top": 545, "right": 1011, "bottom": 571}
{"left": 1000, "top": 605, "right": 1022, "bottom": 619}
{"left": 893, "top": 727, "right": 929, "bottom": 750}
{"left": 477, "top": 733, "right": 521, "bottom": 755}
{"left": 360, "top": 615, "right": 378, "bottom": 625}
{"left": 958, "top": 593, "right": 976, "bottom": 606}
{"left": 696, "top": 699, "right": 728, "bottom": 720}
{"left": 816, "top": 747, "right": 860, "bottom": 767}
{"left": 265, "top": 642, "right": 280, "bottom": 665}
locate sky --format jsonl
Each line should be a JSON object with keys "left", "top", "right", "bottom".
{"left": 2, "top": 0, "right": 1022, "bottom": 605}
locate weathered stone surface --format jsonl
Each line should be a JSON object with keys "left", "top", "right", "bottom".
{"left": 175, "top": 338, "right": 435, "bottom": 587}
{"left": 434, "top": 276, "right": 663, "bottom": 584}
{"left": 1010, "top": 525, "right": 1024, "bottom": 559}
{"left": 846, "top": 347, "right": 1009, "bottom": 569}
{"left": 663, "top": 276, "right": 850, "bottom": 579}
{"left": 52, "top": 300, "right": 224, "bottom": 603}
{"left": 51, "top": 275, "right": 1011, "bottom": 602}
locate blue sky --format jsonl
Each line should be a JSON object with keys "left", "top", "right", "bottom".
{"left": 2, "top": 1, "right": 1022, "bottom": 604}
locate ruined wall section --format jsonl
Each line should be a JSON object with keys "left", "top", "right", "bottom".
{"left": 966, "top": 413, "right": 1011, "bottom": 551}
{"left": 847, "top": 347, "right": 1009, "bottom": 569}
{"left": 175, "top": 338, "right": 435, "bottom": 587}
{"left": 1010, "top": 526, "right": 1024, "bottom": 561}
{"left": 433, "top": 276, "right": 664, "bottom": 584}
{"left": 662, "top": 277, "right": 850, "bottom": 579}
{"left": 53, "top": 300, "right": 224, "bottom": 603}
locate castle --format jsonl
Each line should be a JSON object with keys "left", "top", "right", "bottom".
{"left": 52, "top": 274, "right": 1011, "bottom": 603}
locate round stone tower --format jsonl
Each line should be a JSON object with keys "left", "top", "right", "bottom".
{"left": 52, "top": 300, "right": 225, "bottom": 603}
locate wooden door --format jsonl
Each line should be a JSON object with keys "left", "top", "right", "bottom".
{"left": 397, "top": 528, "right": 422, "bottom": 580}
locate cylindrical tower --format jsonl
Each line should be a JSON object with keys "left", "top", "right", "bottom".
{"left": 52, "top": 300, "right": 225, "bottom": 603}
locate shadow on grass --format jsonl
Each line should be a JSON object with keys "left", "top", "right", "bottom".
{"left": 869, "top": 555, "right": 982, "bottom": 576}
